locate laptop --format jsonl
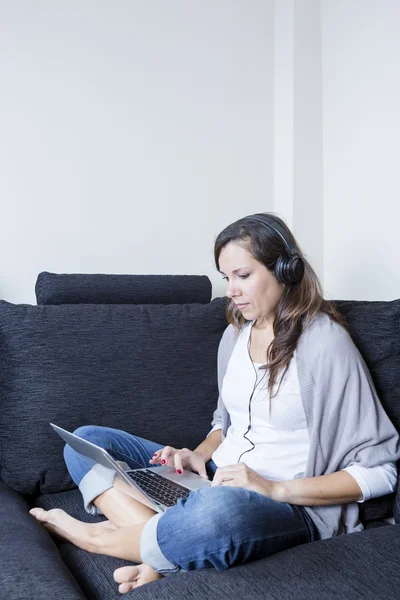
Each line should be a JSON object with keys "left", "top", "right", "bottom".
{"left": 51, "top": 423, "right": 211, "bottom": 513}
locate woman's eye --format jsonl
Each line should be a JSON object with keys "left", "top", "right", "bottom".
{"left": 221, "top": 274, "right": 249, "bottom": 281}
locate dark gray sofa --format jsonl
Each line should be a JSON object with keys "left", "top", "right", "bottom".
{"left": 1, "top": 272, "right": 399, "bottom": 600}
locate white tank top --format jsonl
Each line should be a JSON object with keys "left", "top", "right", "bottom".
{"left": 211, "top": 321, "right": 310, "bottom": 481}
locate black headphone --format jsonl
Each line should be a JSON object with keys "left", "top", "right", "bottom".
{"left": 243, "top": 213, "right": 304, "bottom": 284}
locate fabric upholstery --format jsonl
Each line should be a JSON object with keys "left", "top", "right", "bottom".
{"left": 0, "top": 298, "right": 227, "bottom": 495}
{"left": 359, "top": 492, "right": 395, "bottom": 524}
{"left": 0, "top": 482, "right": 84, "bottom": 600}
{"left": 35, "top": 272, "right": 212, "bottom": 305}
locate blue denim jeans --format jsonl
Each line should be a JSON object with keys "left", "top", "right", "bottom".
{"left": 63, "top": 426, "right": 319, "bottom": 574}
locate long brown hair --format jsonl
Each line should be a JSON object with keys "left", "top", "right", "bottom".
{"left": 214, "top": 213, "right": 347, "bottom": 400}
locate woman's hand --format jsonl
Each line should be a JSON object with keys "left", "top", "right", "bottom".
{"left": 210, "top": 463, "right": 282, "bottom": 500}
{"left": 149, "top": 446, "right": 209, "bottom": 479}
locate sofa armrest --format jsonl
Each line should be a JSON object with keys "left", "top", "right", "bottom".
{"left": 0, "top": 481, "right": 85, "bottom": 600}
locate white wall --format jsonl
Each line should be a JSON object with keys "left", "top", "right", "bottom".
{"left": 274, "top": 0, "right": 400, "bottom": 301}
{"left": 322, "top": 0, "right": 400, "bottom": 300}
{"left": 2, "top": 1, "right": 398, "bottom": 304}
{"left": 0, "top": 1, "right": 274, "bottom": 304}
{"left": 273, "top": 0, "right": 324, "bottom": 284}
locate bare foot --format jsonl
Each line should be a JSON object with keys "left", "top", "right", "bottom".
{"left": 29, "top": 508, "right": 113, "bottom": 550}
{"left": 113, "top": 564, "right": 163, "bottom": 593}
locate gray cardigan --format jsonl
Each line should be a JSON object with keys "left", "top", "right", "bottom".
{"left": 210, "top": 313, "right": 400, "bottom": 539}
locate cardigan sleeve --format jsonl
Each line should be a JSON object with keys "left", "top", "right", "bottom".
{"left": 207, "top": 324, "right": 238, "bottom": 437}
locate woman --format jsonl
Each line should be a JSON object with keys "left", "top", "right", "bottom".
{"left": 30, "top": 213, "right": 400, "bottom": 593}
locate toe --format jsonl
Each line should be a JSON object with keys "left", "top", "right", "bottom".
{"left": 113, "top": 565, "right": 139, "bottom": 584}
{"left": 29, "top": 508, "right": 48, "bottom": 521}
{"left": 119, "top": 582, "right": 136, "bottom": 594}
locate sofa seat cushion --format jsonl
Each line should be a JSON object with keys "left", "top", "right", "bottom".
{"left": 0, "top": 482, "right": 85, "bottom": 600}
{"left": 0, "top": 298, "right": 227, "bottom": 495}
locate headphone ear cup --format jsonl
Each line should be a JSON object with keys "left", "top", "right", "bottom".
{"left": 287, "top": 255, "right": 304, "bottom": 283}
{"left": 274, "top": 256, "right": 286, "bottom": 284}
{"left": 274, "top": 255, "right": 304, "bottom": 284}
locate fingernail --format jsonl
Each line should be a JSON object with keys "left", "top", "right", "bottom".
{"left": 162, "top": 459, "right": 166, "bottom": 464}
{"left": 152, "top": 454, "right": 157, "bottom": 457}
{"left": 177, "top": 469, "right": 182, "bottom": 475}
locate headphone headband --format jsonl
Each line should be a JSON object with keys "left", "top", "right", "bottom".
{"left": 243, "top": 214, "right": 297, "bottom": 256}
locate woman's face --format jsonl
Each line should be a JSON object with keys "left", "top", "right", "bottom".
{"left": 218, "top": 241, "right": 285, "bottom": 326}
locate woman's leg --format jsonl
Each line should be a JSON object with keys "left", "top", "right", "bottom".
{"left": 29, "top": 506, "right": 146, "bottom": 561}
{"left": 31, "top": 425, "right": 165, "bottom": 584}
{"left": 29, "top": 504, "right": 164, "bottom": 591}
{"left": 63, "top": 425, "right": 163, "bottom": 526}
{"left": 140, "top": 485, "right": 318, "bottom": 574}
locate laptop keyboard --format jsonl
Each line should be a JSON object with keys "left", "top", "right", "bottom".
{"left": 127, "top": 469, "right": 191, "bottom": 507}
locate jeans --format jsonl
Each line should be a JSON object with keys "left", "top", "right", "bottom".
{"left": 63, "top": 426, "right": 319, "bottom": 574}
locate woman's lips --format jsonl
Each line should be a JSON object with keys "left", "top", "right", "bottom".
{"left": 236, "top": 303, "right": 249, "bottom": 310}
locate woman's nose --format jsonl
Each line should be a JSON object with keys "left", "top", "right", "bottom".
{"left": 226, "top": 281, "right": 239, "bottom": 298}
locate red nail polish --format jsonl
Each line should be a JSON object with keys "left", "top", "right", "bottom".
{"left": 162, "top": 459, "right": 166, "bottom": 464}
{"left": 177, "top": 469, "right": 182, "bottom": 475}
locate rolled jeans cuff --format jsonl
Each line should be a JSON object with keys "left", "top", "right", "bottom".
{"left": 79, "top": 463, "right": 116, "bottom": 515}
{"left": 140, "top": 513, "right": 186, "bottom": 576}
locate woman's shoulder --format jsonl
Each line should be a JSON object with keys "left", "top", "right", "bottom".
{"left": 299, "top": 312, "right": 355, "bottom": 358}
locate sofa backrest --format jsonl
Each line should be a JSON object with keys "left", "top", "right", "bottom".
{"left": 0, "top": 298, "right": 227, "bottom": 496}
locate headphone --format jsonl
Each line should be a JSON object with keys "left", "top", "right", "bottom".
{"left": 243, "top": 213, "right": 305, "bottom": 285}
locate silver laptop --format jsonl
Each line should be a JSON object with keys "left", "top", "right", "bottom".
{"left": 51, "top": 423, "right": 211, "bottom": 513}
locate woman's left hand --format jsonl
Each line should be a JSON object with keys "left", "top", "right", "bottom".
{"left": 210, "top": 463, "right": 282, "bottom": 501}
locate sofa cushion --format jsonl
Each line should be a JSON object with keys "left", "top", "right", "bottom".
{"left": 0, "top": 299, "right": 227, "bottom": 496}
{"left": 359, "top": 492, "right": 395, "bottom": 524}
{"left": 0, "top": 482, "right": 85, "bottom": 600}
{"left": 35, "top": 272, "right": 212, "bottom": 305}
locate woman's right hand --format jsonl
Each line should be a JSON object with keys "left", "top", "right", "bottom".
{"left": 149, "top": 446, "right": 209, "bottom": 479}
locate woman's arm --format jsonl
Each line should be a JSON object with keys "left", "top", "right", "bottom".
{"left": 193, "top": 429, "right": 222, "bottom": 463}
{"left": 275, "top": 470, "right": 363, "bottom": 506}
{"left": 211, "top": 463, "right": 363, "bottom": 506}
